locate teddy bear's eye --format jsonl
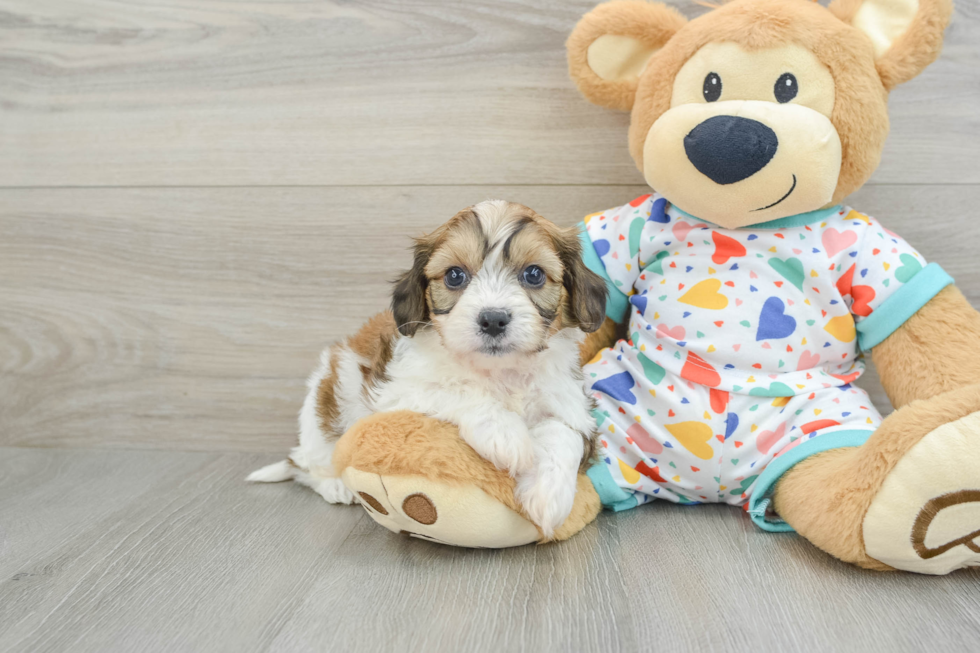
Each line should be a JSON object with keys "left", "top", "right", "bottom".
{"left": 774, "top": 73, "right": 798, "bottom": 103}
{"left": 703, "top": 72, "right": 722, "bottom": 102}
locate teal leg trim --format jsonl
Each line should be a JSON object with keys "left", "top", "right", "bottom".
{"left": 747, "top": 429, "right": 875, "bottom": 533}
{"left": 587, "top": 461, "right": 639, "bottom": 512}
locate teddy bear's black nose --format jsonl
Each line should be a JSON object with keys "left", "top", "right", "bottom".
{"left": 684, "top": 115, "right": 778, "bottom": 185}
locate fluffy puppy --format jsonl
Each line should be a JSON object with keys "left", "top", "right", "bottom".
{"left": 248, "top": 200, "right": 608, "bottom": 536}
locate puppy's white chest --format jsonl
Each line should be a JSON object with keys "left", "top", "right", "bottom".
{"left": 481, "top": 370, "right": 536, "bottom": 416}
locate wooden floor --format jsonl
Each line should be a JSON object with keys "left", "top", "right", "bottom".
{"left": 1, "top": 1, "right": 979, "bottom": 651}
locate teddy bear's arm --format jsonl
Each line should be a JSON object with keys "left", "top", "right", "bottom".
{"left": 872, "top": 286, "right": 980, "bottom": 408}
{"left": 578, "top": 316, "right": 622, "bottom": 363}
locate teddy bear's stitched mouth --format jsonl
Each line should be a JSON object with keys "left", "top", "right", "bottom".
{"left": 752, "top": 174, "right": 797, "bottom": 212}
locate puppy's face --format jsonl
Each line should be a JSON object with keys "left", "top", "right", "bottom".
{"left": 392, "top": 200, "right": 607, "bottom": 362}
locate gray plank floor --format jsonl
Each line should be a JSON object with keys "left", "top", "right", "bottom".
{"left": 2, "top": 448, "right": 978, "bottom": 653}
{"left": 2, "top": 0, "right": 980, "bottom": 651}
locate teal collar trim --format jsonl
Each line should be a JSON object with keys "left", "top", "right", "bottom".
{"left": 670, "top": 203, "right": 843, "bottom": 230}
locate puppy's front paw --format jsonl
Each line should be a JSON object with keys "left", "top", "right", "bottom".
{"left": 515, "top": 467, "right": 577, "bottom": 539}
{"left": 469, "top": 413, "right": 535, "bottom": 477}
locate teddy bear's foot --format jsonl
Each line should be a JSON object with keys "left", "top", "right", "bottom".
{"left": 862, "top": 410, "right": 980, "bottom": 574}
{"left": 341, "top": 467, "right": 541, "bottom": 548}
{"left": 331, "top": 410, "right": 602, "bottom": 548}
{"left": 773, "top": 383, "right": 980, "bottom": 573}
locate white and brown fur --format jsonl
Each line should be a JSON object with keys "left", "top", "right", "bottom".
{"left": 248, "top": 200, "right": 607, "bottom": 536}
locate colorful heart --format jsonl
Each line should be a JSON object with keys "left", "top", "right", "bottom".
{"left": 725, "top": 412, "right": 739, "bottom": 439}
{"left": 710, "top": 388, "right": 729, "bottom": 414}
{"left": 850, "top": 284, "right": 876, "bottom": 317}
{"left": 647, "top": 197, "right": 669, "bottom": 222}
{"left": 768, "top": 257, "right": 805, "bottom": 290}
{"left": 756, "top": 422, "right": 787, "bottom": 454}
{"left": 679, "top": 279, "right": 729, "bottom": 310}
{"left": 756, "top": 297, "right": 797, "bottom": 341}
{"left": 627, "top": 422, "right": 663, "bottom": 454}
{"left": 592, "top": 238, "right": 610, "bottom": 257}
{"left": 637, "top": 351, "right": 666, "bottom": 384}
{"left": 748, "top": 382, "right": 795, "bottom": 397}
{"left": 895, "top": 253, "right": 923, "bottom": 283}
{"left": 646, "top": 251, "right": 671, "bottom": 275}
{"left": 592, "top": 371, "right": 638, "bottom": 405}
{"left": 628, "top": 217, "right": 644, "bottom": 258}
{"left": 796, "top": 350, "right": 820, "bottom": 371}
{"left": 630, "top": 294, "right": 649, "bottom": 316}
{"left": 681, "top": 351, "right": 722, "bottom": 387}
{"left": 821, "top": 228, "right": 858, "bottom": 257}
{"left": 635, "top": 460, "right": 667, "bottom": 483}
{"left": 672, "top": 221, "right": 696, "bottom": 241}
{"left": 665, "top": 422, "right": 714, "bottom": 460}
{"left": 656, "top": 324, "right": 685, "bottom": 340}
{"left": 729, "top": 474, "right": 759, "bottom": 496}
{"left": 711, "top": 231, "right": 747, "bottom": 265}
{"left": 824, "top": 315, "right": 856, "bottom": 342}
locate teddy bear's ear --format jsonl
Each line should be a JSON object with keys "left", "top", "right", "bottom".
{"left": 567, "top": 1, "right": 687, "bottom": 111}
{"left": 829, "top": 0, "right": 953, "bottom": 90}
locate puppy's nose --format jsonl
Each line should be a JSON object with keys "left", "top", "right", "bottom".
{"left": 478, "top": 310, "right": 510, "bottom": 337}
{"left": 684, "top": 115, "right": 778, "bottom": 185}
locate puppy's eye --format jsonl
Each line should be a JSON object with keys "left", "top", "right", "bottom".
{"left": 703, "top": 72, "right": 721, "bottom": 102}
{"left": 774, "top": 73, "right": 798, "bottom": 103}
{"left": 522, "top": 265, "right": 545, "bottom": 287}
{"left": 444, "top": 267, "right": 468, "bottom": 289}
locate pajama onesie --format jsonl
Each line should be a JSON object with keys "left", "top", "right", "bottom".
{"left": 580, "top": 193, "right": 954, "bottom": 531}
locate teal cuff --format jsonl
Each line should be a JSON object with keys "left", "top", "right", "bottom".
{"left": 856, "top": 262, "right": 953, "bottom": 352}
{"left": 747, "top": 429, "right": 874, "bottom": 532}
{"left": 579, "top": 223, "right": 630, "bottom": 324}
{"left": 587, "top": 461, "right": 638, "bottom": 512}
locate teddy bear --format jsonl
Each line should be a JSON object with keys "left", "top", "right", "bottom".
{"left": 332, "top": 0, "right": 980, "bottom": 574}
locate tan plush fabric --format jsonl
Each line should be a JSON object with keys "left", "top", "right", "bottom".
{"left": 626, "top": 0, "right": 890, "bottom": 208}
{"left": 773, "top": 383, "right": 980, "bottom": 570}
{"left": 567, "top": 0, "right": 687, "bottom": 111}
{"left": 830, "top": 0, "right": 953, "bottom": 89}
{"left": 862, "top": 412, "right": 980, "bottom": 574}
{"left": 334, "top": 411, "right": 523, "bottom": 510}
{"left": 334, "top": 410, "right": 602, "bottom": 543}
{"left": 568, "top": 0, "right": 952, "bottom": 216}
{"left": 872, "top": 286, "right": 980, "bottom": 409}
{"left": 579, "top": 316, "right": 622, "bottom": 364}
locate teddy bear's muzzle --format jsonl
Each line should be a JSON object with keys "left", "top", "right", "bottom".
{"left": 683, "top": 115, "right": 778, "bottom": 186}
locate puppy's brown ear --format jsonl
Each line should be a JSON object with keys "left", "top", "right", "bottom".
{"left": 391, "top": 238, "right": 432, "bottom": 336}
{"left": 556, "top": 228, "right": 608, "bottom": 333}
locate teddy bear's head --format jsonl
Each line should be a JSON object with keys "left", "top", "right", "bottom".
{"left": 568, "top": 0, "right": 952, "bottom": 228}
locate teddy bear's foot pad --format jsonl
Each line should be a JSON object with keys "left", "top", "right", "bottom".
{"left": 341, "top": 467, "right": 541, "bottom": 548}
{"left": 863, "top": 411, "right": 980, "bottom": 574}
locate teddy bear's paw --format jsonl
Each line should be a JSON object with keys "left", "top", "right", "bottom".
{"left": 515, "top": 467, "right": 577, "bottom": 539}
{"left": 863, "top": 410, "right": 980, "bottom": 574}
{"left": 340, "top": 467, "right": 541, "bottom": 548}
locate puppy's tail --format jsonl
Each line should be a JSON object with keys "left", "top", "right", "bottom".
{"left": 246, "top": 459, "right": 295, "bottom": 483}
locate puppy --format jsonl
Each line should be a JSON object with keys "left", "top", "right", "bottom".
{"left": 248, "top": 200, "right": 608, "bottom": 536}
